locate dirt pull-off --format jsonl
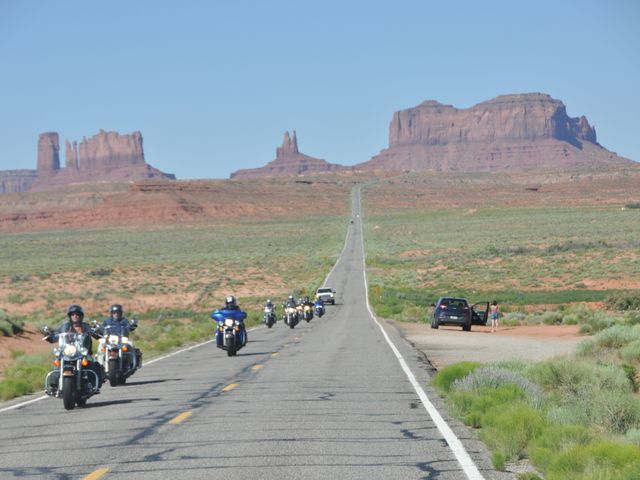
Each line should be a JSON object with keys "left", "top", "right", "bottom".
{"left": 395, "top": 322, "right": 584, "bottom": 370}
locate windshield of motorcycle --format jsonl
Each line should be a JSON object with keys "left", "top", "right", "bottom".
{"left": 105, "top": 323, "right": 130, "bottom": 336}
{"left": 55, "top": 332, "right": 88, "bottom": 359}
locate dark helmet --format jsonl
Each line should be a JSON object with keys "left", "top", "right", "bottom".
{"left": 67, "top": 304, "right": 84, "bottom": 321}
{"left": 110, "top": 304, "right": 123, "bottom": 315}
{"left": 225, "top": 295, "right": 237, "bottom": 309}
{"left": 304, "top": 296, "right": 310, "bottom": 302}
{"left": 288, "top": 295, "right": 294, "bottom": 301}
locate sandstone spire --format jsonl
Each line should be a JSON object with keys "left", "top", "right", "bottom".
{"left": 37, "top": 132, "right": 60, "bottom": 175}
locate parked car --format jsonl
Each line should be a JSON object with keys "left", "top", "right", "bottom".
{"left": 315, "top": 287, "right": 336, "bottom": 305}
{"left": 431, "top": 297, "right": 489, "bottom": 331}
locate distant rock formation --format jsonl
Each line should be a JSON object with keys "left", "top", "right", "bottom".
{"left": 0, "top": 170, "right": 38, "bottom": 194}
{"left": 0, "top": 130, "right": 175, "bottom": 193}
{"left": 356, "top": 93, "right": 634, "bottom": 171}
{"left": 230, "top": 131, "right": 344, "bottom": 178}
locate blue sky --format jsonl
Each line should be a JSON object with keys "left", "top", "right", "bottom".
{"left": 1, "top": 0, "right": 638, "bottom": 179}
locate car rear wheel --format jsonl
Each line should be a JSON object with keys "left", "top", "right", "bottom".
{"left": 431, "top": 318, "right": 439, "bottom": 329}
{"left": 463, "top": 323, "right": 471, "bottom": 332}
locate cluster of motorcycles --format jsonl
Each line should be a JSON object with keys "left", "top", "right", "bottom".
{"left": 216, "top": 296, "right": 328, "bottom": 358}
{"left": 264, "top": 297, "right": 326, "bottom": 329}
{"left": 41, "top": 320, "right": 141, "bottom": 411}
{"left": 41, "top": 295, "right": 330, "bottom": 410}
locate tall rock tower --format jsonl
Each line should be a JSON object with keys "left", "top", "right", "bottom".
{"left": 37, "top": 132, "right": 60, "bottom": 176}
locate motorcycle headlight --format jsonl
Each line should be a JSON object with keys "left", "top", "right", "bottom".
{"left": 224, "top": 318, "right": 234, "bottom": 327}
{"left": 63, "top": 344, "right": 78, "bottom": 356}
{"left": 109, "top": 335, "right": 119, "bottom": 344}
{"left": 121, "top": 336, "right": 129, "bottom": 343}
{"left": 53, "top": 347, "right": 61, "bottom": 356}
{"left": 80, "top": 347, "right": 89, "bottom": 356}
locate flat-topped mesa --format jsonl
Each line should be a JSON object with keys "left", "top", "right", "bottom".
{"left": 230, "top": 130, "right": 344, "bottom": 178}
{"left": 357, "top": 93, "right": 632, "bottom": 172}
{"left": 389, "top": 93, "right": 597, "bottom": 147}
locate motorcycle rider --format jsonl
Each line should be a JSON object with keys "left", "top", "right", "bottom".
{"left": 100, "top": 304, "right": 142, "bottom": 368}
{"left": 44, "top": 304, "right": 103, "bottom": 390}
{"left": 211, "top": 296, "right": 247, "bottom": 346}
{"left": 284, "top": 295, "right": 297, "bottom": 308}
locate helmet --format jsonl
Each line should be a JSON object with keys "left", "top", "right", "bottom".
{"left": 67, "top": 304, "right": 84, "bottom": 321}
{"left": 304, "top": 296, "right": 310, "bottom": 302}
{"left": 225, "top": 295, "right": 237, "bottom": 308}
{"left": 288, "top": 295, "right": 294, "bottom": 301}
{"left": 110, "top": 304, "right": 123, "bottom": 315}
{"left": 267, "top": 299, "right": 272, "bottom": 304}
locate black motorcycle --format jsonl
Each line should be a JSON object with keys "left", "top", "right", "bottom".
{"left": 42, "top": 328, "right": 101, "bottom": 410}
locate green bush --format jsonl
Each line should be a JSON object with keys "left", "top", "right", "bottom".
{"left": 543, "top": 439, "right": 640, "bottom": 480}
{"left": 480, "top": 403, "right": 546, "bottom": 460}
{"left": 431, "top": 361, "right": 481, "bottom": 393}
{"left": 0, "top": 353, "right": 50, "bottom": 400}
{"left": 607, "top": 291, "right": 640, "bottom": 311}
{"left": 529, "top": 424, "right": 593, "bottom": 472}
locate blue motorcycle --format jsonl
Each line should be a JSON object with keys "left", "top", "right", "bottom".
{"left": 314, "top": 300, "right": 325, "bottom": 318}
{"left": 211, "top": 308, "right": 247, "bottom": 357}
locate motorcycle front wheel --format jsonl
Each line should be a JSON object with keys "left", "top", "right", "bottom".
{"left": 62, "top": 377, "right": 75, "bottom": 410}
{"left": 108, "top": 359, "right": 119, "bottom": 386}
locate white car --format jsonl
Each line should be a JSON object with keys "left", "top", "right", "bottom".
{"left": 315, "top": 287, "right": 336, "bottom": 305}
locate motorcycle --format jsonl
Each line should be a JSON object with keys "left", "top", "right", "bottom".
{"left": 215, "top": 317, "right": 245, "bottom": 356}
{"left": 283, "top": 305, "right": 299, "bottom": 329}
{"left": 42, "top": 327, "right": 101, "bottom": 410}
{"left": 314, "top": 300, "right": 325, "bottom": 318}
{"left": 302, "top": 303, "right": 314, "bottom": 322}
{"left": 263, "top": 305, "right": 277, "bottom": 328}
{"left": 95, "top": 321, "right": 140, "bottom": 386}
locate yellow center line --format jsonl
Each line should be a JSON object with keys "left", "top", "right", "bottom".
{"left": 252, "top": 364, "right": 264, "bottom": 371}
{"left": 222, "top": 383, "right": 238, "bottom": 392}
{"left": 83, "top": 468, "right": 109, "bottom": 480}
{"left": 271, "top": 352, "right": 280, "bottom": 357}
{"left": 169, "top": 411, "right": 193, "bottom": 425}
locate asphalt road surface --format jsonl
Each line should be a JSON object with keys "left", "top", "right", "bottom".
{"left": 0, "top": 187, "right": 508, "bottom": 480}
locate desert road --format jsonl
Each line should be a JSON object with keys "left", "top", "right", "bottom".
{"left": 0, "top": 187, "right": 501, "bottom": 480}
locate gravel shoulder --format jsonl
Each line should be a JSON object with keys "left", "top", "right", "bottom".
{"left": 393, "top": 321, "right": 586, "bottom": 370}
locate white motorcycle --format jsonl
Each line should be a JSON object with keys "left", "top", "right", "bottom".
{"left": 95, "top": 321, "right": 140, "bottom": 386}
{"left": 263, "top": 305, "right": 277, "bottom": 328}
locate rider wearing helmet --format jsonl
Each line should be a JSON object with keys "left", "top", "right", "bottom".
{"left": 284, "top": 295, "right": 297, "bottom": 308}
{"left": 100, "top": 304, "right": 142, "bottom": 367}
{"left": 44, "top": 304, "right": 103, "bottom": 390}
{"left": 102, "top": 304, "right": 136, "bottom": 337}
{"left": 210, "top": 295, "right": 248, "bottom": 346}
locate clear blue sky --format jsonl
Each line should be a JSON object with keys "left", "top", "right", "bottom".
{"left": 1, "top": 1, "right": 638, "bottom": 179}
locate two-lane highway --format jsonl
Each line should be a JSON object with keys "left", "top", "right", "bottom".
{"left": 0, "top": 187, "right": 501, "bottom": 479}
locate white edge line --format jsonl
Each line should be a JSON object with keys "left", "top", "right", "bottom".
{"left": 1, "top": 325, "right": 262, "bottom": 413}
{"left": 0, "top": 394, "right": 48, "bottom": 413}
{"left": 357, "top": 189, "right": 485, "bottom": 480}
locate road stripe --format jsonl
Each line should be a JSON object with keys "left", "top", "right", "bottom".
{"left": 358, "top": 193, "right": 485, "bottom": 480}
{"left": 169, "top": 411, "right": 193, "bottom": 425}
{"left": 83, "top": 468, "right": 109, "bottom": 480}
{"left": 0, "top": 394, "right": 48, "bottom": 414}
{"left": 222, "top": 383, "right": 238, "bottom": 392}
{"left": 252, "top": 364, "right": 264, "bottom": 371}
{"left": 271, "top": 352, "right": 280, "bottom": 358}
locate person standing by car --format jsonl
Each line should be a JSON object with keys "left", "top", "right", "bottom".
{"left": 490, "top": 301, "right": 499, "bottom": 332}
